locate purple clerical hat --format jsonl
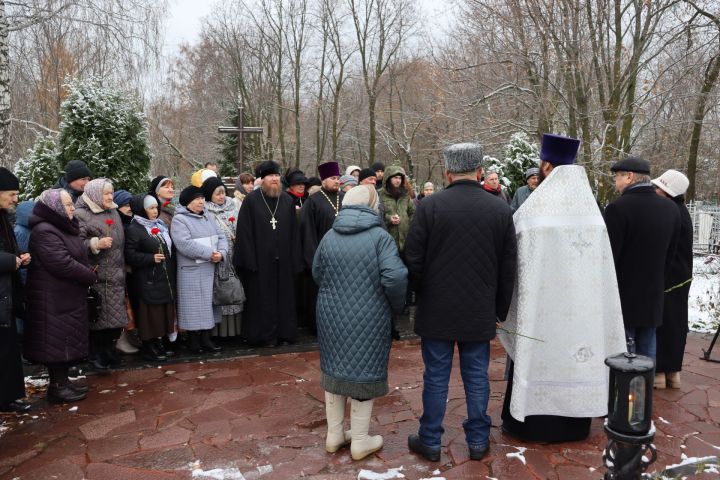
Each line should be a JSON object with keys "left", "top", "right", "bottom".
{"left": 318, "top": 162, "right": 341, "bottom": 180}
{"left": 540, "top": 134, "right": 580, "bottom": 166}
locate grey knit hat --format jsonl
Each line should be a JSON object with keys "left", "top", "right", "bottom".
{"left": 524, "top": 167, "right": 540, "bottom": 180}
{"left": 443, "top": 143, "right": 484, "bottom": 174}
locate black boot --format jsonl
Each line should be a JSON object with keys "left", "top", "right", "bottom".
{"left": 103, "top": 330, "right": 122, "bottom": 367}
{"left": 142, "top": 340, "right": 166, "bottom": 362}
{"left": 47, "top": 366, "right": 86, "bottom": 404}
{"left": 188, "top": 331, "right": 203, "bottom": 354}
{"left": 200, "top": 329, "right": 221, "bottom": 352}
{"left": 88, "top": 331, "right": 110, "bottom": 373}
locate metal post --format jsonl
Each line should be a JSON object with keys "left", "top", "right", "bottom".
{"left": 603, "top": 425, "right": 657, "bottom": 479}
{"left": 236, "top": 106, "right": 244, "bottom": 175}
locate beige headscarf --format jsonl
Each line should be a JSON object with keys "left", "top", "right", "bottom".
{"left": 341, "top": 185, "right": 379, "bottom": 212}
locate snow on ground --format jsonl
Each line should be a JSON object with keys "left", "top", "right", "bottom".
{"left": 506, "top": 446, "right": 528, "bottom": 465}
{"left": 357, "top": 466, "right": 405, "bottom": 479}
{"left": 689, "top": 256, "right": 720, "bottom": 333}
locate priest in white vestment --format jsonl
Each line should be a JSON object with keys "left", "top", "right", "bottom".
{"left": 498, "top": 133, "right": 627, "bottom": 443}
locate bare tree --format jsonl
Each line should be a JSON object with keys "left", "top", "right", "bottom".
{"left": 1, "top": 0, "right": 166, "bottom": 166}
{"left": 348, "top": 0, "right": 415, "bottom": 166}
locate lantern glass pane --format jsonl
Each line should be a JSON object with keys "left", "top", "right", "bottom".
{"left": 628, "top": 376, "right": 645, "bottom": 426}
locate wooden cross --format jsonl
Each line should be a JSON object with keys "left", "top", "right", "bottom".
{"left": 218, "top": 106, "right": 263, "bottom": 174}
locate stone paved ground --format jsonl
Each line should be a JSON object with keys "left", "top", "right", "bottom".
{"left": 1, "top": 333, "right": 719, "bottom": 480}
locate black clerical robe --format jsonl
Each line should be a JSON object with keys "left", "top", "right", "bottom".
{"left": 300, "top": 188, "right": 343, "bottom": 270}
{"left": 297, "top": 189, "right": 343, "bottom": 330}
{"left": 234, "top": 189, "right": 302, "bottom": 344}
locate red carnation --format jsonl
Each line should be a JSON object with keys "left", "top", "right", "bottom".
{"left": 105, "top": 219, "right": 114, "bottom": 227}
{"left": 228, "top": 216, "right": 236, "bottom": 223}
{"left": 162, "top": 200, "right": 171, "bottom": 208}
{"left": 151, "top": 227, "right": 160, "bottom": 236}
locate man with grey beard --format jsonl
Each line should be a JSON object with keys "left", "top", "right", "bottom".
{"left": 234, "top": 160, "right": 303, "bottom": 346}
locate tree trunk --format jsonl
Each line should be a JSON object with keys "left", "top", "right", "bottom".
{"left": 368, "top": 93, "right": 376, "bottom": 166}
{"left": 0, "top": 1, "right": 10, "bottom": 167}
{"left": 687, "top": 54, "right": 720, "bottom": 200}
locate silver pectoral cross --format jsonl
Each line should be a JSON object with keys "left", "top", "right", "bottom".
{"left": 270, "top": 217, "right": 277, "bottom": 230}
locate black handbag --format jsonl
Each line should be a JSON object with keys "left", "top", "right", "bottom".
{"left": 87, "top": 285, "right": 103, "bottom": 323}
{"left": 212, "top": 260, "right": 245, "bottom": 306}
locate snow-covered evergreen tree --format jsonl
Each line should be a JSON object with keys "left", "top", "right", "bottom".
{"left": 15, "top": 135, "right": 62, "bottom": 201}
{"left": 502, "top": 132, "right": 540, "bottom": 197}
{"left": 56, "top": 77, "right": 151, "bottom": 193}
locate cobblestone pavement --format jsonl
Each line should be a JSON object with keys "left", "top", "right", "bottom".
{"left": 1, "top": 333, "right": 718, "bottom": 479}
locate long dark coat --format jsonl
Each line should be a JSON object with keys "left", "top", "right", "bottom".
{"left": 605, "top": 185, "right": 680, "bottom": 328}
{"left": 75, "top": 196, "right": 128, "bottom": 330}
{"left": 404, "top": 180, "right": 517, "bottom": 342}
{"left": 124, "top": 221, "right": 176, "bottom": 308}
{"left": 300, "top": 188, "right": 342, "bottom": 270}
{"left": 0, "top": 210, "right": 25, "bottom": 405}
{"left": 24, "top": 202, "right": 97, "bottom": 364}
{"left": 234, "top": 189, "right": 302, "bottom": 343}
{"left": 656, "top": 196, "right": 693, "bottom": 372}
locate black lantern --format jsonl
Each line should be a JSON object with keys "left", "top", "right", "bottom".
{"left": 605, "top": 351, "right": 654, "bottom": 435}
{"left": 602, "top": 349, "right": 657, "bottom": 480}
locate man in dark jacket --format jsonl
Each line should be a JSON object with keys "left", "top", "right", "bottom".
{"left": 605, "top": 157, "right": 680, "bottom": 360}
{"left": 53, "top": 160, "right": 92, "bottom": 203}
{"left": 404, "top": 143, "right": 517, "bottom": 462}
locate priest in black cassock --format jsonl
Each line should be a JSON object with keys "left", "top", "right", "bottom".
{"left": 234, "top": 160, "right": 303, "bottom": 346}
{"left": 298, "top": 162, "right": 344, "bottom": 331}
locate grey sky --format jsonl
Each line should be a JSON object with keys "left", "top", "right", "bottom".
{"left": 163, "top": 0, "right": 455, "bottom": 56}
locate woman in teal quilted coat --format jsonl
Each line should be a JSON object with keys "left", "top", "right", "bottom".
{"left": 313, "top": 184, "right": 407, "bottom": 461}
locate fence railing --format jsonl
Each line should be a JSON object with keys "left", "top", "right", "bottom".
{"left": 688, "top": 202, "right": 720, "bottom": 254}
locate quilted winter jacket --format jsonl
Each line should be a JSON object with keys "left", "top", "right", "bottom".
{"left": 24, "top": 202, "right": 97, "bottom": 364}
{"left": 75, "top": 195, "right": 128, "bottom": 330}
{"left": 404, "top": 179, "right": 517, "bottom": 342}
{"left": 312, "top": 205, "right": 407, "bottom": 399}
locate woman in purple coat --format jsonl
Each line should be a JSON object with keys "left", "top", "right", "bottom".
{"left": 25, "top": 189, "right": 97, "bottom": 404}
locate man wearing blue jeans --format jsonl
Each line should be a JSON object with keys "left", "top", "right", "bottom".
{"left": 403, "top": 143, "right": 517, "bottom": 462}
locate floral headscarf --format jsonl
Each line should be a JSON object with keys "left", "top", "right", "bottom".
{"left": 82, "top": 178, "right": 114, "bottom": 210}
{"left": 39, "top": 188, "right": 68, "bottom": 218}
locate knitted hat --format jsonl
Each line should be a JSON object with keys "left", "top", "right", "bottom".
{"left": 113, "top": 189, "right": 133, "bottom": 207}
{"left": 179, "top": 186, "right": 204, "bottom": 207}
{"left": 540, "top": 134, "right": 580, "bottom": 166}
{"left": 652, "top": 169, "right": 689, "bottom": 198}
{"left": 0, "top": 167, "right": 19, "bottom": 191}
{"left": 318, "top": 162, "right": 341, "bottom": 180}
{"left": 443, "top": 143, "right": 483, "bottom": 174}
{"left": 345, "top": 165, "right": 361, "bottom": 176}
{"left": 371, "top": 162, "right": 385, "bottom": 172}
{"left": 342, "top": 185, "right": 379, "bottom": 212}
{"left": 610, "top": 156, "right": 651, "bottom": 174}
{"left": 524, "top": 167, "right": 540, "bottom": 180}
{"left": 339, "top": 175, "right": 358, "bottom": 188}
{"left": 358, "top": 168, "right": 376, "bottom": 183}
{"left": 149, "top": 175, "right": 173, "bottom": 195}
{"left": 191, "top": 168, "right": 218, "bottom": 187}
{"left": 64, "top": 160, "right": 92, "bottom": 183}
{"left": 255, "top": 160, "right": 281, "bottom": 179}
{"left": 201, "top": 176, "right": 225, "bottom": 202}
